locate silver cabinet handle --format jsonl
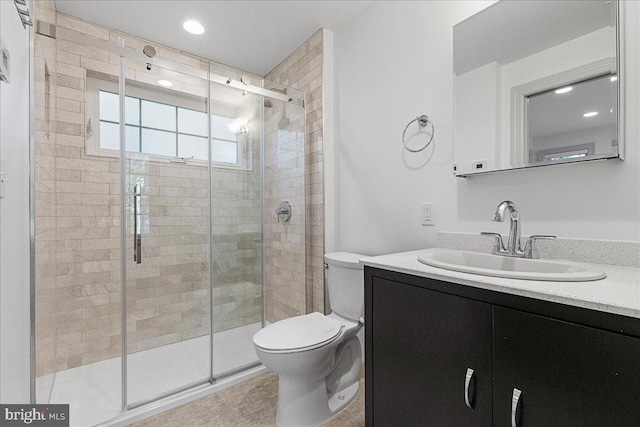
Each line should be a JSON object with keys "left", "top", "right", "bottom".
{"left": 464, "top": 368, "right": 474, "bottom": 409}
{"left": 511, "top": 388, "right": 522, "bottom": 427}
{"left": 133, "top": 184, "right": 142, "bottom": 264}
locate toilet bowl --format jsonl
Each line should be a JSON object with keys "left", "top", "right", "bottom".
{"left": 253, "top": 252, "right": 365, "bottom": 427}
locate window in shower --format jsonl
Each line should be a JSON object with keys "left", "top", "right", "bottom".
{"left": 86, "top": 77, "right": 245, "bottom": 168}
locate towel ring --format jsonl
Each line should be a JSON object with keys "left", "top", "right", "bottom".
{"left": 402, "top": 115, "right": 434, "bottom": 153}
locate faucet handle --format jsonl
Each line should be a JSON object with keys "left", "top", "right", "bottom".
{"left": 481, "top": 232, "right": 506, "bottom": 254}
{"left": 523, "top": 235, "right": 556, "bottom": 259}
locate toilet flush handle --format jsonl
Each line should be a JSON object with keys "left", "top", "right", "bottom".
{"left": 359, "top": 317, "right": 365, "bottom": 325}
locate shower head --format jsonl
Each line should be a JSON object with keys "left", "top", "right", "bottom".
{"left": 256, "top": 96, "right": 273, "bottom": 108}
{"left": 260, "top": 88, "right": 286, "bottom": 108}
{"left": 268, "top": 87, "right": 287, "bottom": 95}
{"left": 143, "top": 45, "right": 157, "bottom": 58}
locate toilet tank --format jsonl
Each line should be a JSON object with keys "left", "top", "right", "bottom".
{"left": 324, "top": 252, "right": 366, "bottom": 321}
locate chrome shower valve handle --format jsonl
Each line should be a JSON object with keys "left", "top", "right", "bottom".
{"left": 275, "top": 201, "right": 292, "bottom": 223}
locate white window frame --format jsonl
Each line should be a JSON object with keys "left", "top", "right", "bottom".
{"left": 86, "top": 77, "right": 251, "bottom": 171}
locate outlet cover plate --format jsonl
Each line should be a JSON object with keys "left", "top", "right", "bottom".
{"left": 421, "top": 203, "right": 435, "bottom": 226}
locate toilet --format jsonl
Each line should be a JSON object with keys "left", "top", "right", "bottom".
{"left": 253, "top": 252, "right": 365, "bottom": 427}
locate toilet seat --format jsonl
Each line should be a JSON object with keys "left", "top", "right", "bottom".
{"left": 253, "top": 312, "right": 343, "bottom": 352}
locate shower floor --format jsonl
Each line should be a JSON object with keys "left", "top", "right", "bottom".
{"left": 37, "top": 322, "right": 262, "bottom": 427}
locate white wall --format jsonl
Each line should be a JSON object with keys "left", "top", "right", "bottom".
{"left": 334, "top": 1, "right": 640, "bottom": 257}
{"left": 0, "top": 1, "right": 32, "bottom": 403}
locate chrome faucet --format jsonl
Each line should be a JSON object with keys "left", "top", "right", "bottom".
{"left": 493, "top": 200, "right": 521, "bottom": 255}
{"left": 481, "top": 200, "right": 556, "bottom": 259}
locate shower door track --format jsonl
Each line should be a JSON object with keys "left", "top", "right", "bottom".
{"left": 126, "top": 379, "right": 212, "bottom": 411}
{"left": 51, "top": 26, "right": 302, "bottom": 105}
{"left": 125, "top": 361, "right": 263, "bottom": 411}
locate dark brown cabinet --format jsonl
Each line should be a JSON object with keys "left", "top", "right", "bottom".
{"left": 371, "top": 277, "right": 492, "bottom": 426}
{"left": 365, "top": 267, "right": 640, "bottom": 427}
{"left": 494, "top": 307, "right": 640, "bottom": 427}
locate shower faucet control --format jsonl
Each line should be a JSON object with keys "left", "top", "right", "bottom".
{"left": 275, "top": 201, "right": 292, "bottom": 223}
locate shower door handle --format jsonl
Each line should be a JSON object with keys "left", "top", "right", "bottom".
{"left": 133, "top": 184, "right": 142, "bottom": 264}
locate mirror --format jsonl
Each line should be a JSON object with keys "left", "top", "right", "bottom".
{"left": 453, "top": 0, "right": 621, "bottom": 176}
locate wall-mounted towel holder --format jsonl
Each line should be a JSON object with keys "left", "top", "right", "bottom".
{"left": 402, "top": 114, "right": 434, "bottom": 153}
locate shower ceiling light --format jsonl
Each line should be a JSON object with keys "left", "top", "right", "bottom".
{"left": 183, "top": 20, "right": 205, "bottom": 35}
{"left": 158, "top": 80, "right": 173, "bottom": 87}
{"left": 582, "top": 111, "right": 598, "bottom": 118}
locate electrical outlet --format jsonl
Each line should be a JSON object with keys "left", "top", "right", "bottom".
{"left": 421, "top": 203, "right": 435, "bottom": 226}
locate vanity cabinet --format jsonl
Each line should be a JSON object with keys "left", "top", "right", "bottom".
{"left": 365, "top": 267, "right": 640, "bottom": 427}
{"left": 371, "top": 277, "right": 492, "bottom": 426}
{"left": 494, "top": 307, "right": 640, "bottom": 427}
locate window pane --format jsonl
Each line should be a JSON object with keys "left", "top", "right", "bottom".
{"left": 99, "top": 91, "right": 119, "bottom": 122}
{"left": 211, "top": 138, "right": 238, "bottom": 164}
{"left": 178, "top": 135, "right": 208, "bottom": 160}
{"left": 99, "top": 122, "right": 140, "bottom": 152}
{"left": 125, "top": 96, "right": 140, "bottom": 125}
{"left": 141, "top": 128, "right": 176, "bottom": 157}
{"left": 142, "top": 100, "right": 176, "bottom": 131}
{"left": 100, "top": 121, "right": 119, "bottom": 150}
{"left": 211, "top": 115, "right": 237, "bottom": 141}
{"left": 178, "top": 108, "right": 207, "bottom": 136}
{"left": 99, "top": 92, "right": 139, "bottom": 125}
{"left": 126, "top": 125, "right": 140, "bottom": 152}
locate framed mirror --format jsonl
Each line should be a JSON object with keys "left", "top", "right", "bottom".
{"left": 453, "top": 0, "right": 622, "bottom": 177}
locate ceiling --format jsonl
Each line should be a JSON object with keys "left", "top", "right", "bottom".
{"left": 54, "top": 0, "right": 372, "bottom": 76}
{"left": 528, "top": 74, "right": 617, "bottom": 139}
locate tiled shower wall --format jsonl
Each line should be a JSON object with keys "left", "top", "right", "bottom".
{"left": 34, "top": 1, "right": 265, "bottom": 376}
{"left": 265, "top": 30, "right": 325, "bottom": 319}
{"left": 262, "top": 88, "right": 307, "bottom": 322}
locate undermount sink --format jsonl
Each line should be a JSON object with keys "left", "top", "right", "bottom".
{"left": 418, "top": 250, "right": 606, "bottom": 282}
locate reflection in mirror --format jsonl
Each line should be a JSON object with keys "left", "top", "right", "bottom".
{"left": 526, "top": 74, "right": 618, "bottom": 165}
{"left": 453, "top": 0, "right": 621, "bottom": 176}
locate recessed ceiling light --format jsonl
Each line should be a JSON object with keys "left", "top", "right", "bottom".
{"left": 183, "top": 20, "right": 205, "bottom": 35}
{"left": 611, "top": 75, "right": 618, "bottom": 82}
{"left": 158, "top": 80, "right": 173, "bottom": 87}
{"left": 583, "top": 111, "right": 598, "bottom": 118}
{"left": 555, "top": 86, "right": 572, "bottom": 94}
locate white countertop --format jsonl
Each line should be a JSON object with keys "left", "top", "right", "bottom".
{"left": 360, "top": 248, "right": 640, "bottom": 319}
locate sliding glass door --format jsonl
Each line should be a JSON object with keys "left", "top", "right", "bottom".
{"left": 121, "top": 58, "right": 212, "bottom": 406}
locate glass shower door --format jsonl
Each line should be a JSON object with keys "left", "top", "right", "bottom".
{"left": 207, "top": 79, "right": 264, "bottom": 376}
{"left": 121, "top": 58, "right": 212, "bottom": 406}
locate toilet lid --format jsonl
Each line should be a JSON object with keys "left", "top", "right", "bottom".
{"left": 253, "top": 312, "right": 343, "bottom": 351}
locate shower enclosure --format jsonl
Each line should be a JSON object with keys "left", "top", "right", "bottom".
{"left": 33, "top": 22, "right": 306, "bottom": 426}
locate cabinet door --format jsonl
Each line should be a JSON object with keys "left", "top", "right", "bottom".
{"left": 494, "top": 307, "right": 640, "bottom": 427}
{"left": 370, "top": 277, "right": 492, "bottom": 426}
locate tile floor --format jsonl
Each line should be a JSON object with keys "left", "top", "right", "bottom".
{"left": 131, "top": 367, "right": 365, "bottom": 427}
{"left": 39, "top": 323, "right": 262, "bottom": 427}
